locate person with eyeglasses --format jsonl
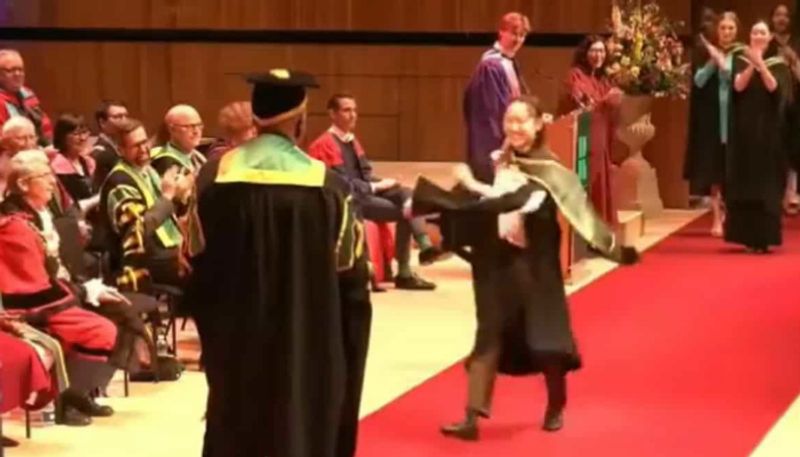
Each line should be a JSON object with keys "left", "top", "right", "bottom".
{"left": 150, "top": 104, "right": 207, "bottom": 177}
{"left": 49, "top": 113, "right": 98, "bottom": 212}
{"left": 0, "top": 49, "right": 52, "bottom": 147}
{"left": 91, "top": 100, "right": 129, "bottom": 190}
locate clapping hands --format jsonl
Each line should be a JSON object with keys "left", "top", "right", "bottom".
{"left": 700, "top": 35, "right": 727, "bottom": 69}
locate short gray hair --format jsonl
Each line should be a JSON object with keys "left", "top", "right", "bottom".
{"left": 2, "top": 116, "right": 35, "bottom": 137}
{"left": 7, "top": 149, "right": 49, "bottom": 193}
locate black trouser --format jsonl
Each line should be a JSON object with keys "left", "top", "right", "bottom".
{"left": 360, "top": 186, "right": 427, "bottom": 265}
{"left": 90, "top": 293, "right": 160, "bottom": 372}
{"left": 466, "top": 348, "right": 567, "bottom": 417}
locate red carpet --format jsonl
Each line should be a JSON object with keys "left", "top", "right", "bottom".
{"left": 356, "top": 216, "right": 800, "bottom": 457}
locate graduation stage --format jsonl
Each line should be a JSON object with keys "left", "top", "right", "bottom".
{"left": 3, "top": 175, "right": 800, "bottom": 457}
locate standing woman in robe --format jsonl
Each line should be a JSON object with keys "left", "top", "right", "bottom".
{"left": 684, "top": 11, "right": 744, "bottom": 237}
{"left": 726, "top": 20, "right": 791, "bottom": 253}
{"left": 770, "top": 3, "right": 800, "bottom": 215}
{"left": 559, "top": 35, "right": 623, "bottom": 225}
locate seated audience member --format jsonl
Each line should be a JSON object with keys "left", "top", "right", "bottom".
{"left": 0, "top": 324, "right": 58, "bottom": 441}
{"left": 50, "top": 112, "right": 99, "bottom": 211}
{"left": 0, "top": 150, "right": 121, "bottom": 425}
{"left": 206, "top": 101, "right": 257, "bottom": 161}
{"left": 1, "top": 311, "right": 70, "bottom": 420}
{"left": 2, "top": 117, "right": 78, "bottom": 220}
{"left": 100, "top": 119, "right": 193, "bottom": 292}
{"left": 150, "top": 104, "right": 207, "bottom": 176}
{"left": 2, "top": 116, "right": 38, "bottom": 155}
{"left": 0, "top": 148, "right": 8, "bottom": 196}
{"left": 91, "top": 100, "right": 129, "bottom": 190}
{"left": 309, "top": 93, "right": 440, "bottom": 290}
{"left": 0, "top": 49, "right": 52, "bottom": 146}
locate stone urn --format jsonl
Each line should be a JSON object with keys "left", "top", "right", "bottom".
{"left": 613, "top": 94, "right": 664, "bottom": 217}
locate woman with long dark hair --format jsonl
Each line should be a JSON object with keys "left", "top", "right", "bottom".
{"left": 413, "top": 95, "right": 637, "bottom": 438}
{"left": 559, "top": 35, "right": 622, "bottom": 225}
{"left": 684, "top": 11, "right": 744, "bottom": 237}
{"left": 725, "top": 20, "right": 792, "bottom": 252}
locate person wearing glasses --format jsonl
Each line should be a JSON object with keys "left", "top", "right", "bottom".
{"left": 150, "top": 104, "right": 207, "bottom": 177}
{"left": 100, "top": 118, "right": 193, "bottom": 291}
{"left": 49, "top": 113, "right": 98, "bottom": 211}
{"left": 0, "top": 49, "right": 52, "bottom": 147}
{"left": 91, "top": 100, "right": 129, "bottom": 190}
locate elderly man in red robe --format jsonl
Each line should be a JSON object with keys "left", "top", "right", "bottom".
{"left": 0, "top": 50, "right": 52, "bottom": 147}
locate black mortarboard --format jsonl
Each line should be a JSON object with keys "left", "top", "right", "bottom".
{"left": 244, "top": 69, "right": 319, "bottom": 127}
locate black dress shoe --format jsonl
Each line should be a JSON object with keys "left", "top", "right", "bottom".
{"left": 394, "top": 273, "right": 436, "bottom": 291}
{"left": 56, "top": 405, "right": 93, "bottom": 426}
{"left": 2, "top": 436, "right": 20, "bottom": 447}
{"left": 68, "top": 393, "right": 115, "bottom": 418}
{"left": 419, "top": 246, "right": 449, "bottom": 265}
{"left": 542, "top": 409, "right": 563, "bottom": 432}
{"left": 84, "top": 398, "right": 115, "bottom": 417}
{"left": 440, "top": 420, "right": 479, "bottom": 441}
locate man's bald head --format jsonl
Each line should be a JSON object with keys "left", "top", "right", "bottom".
{"left": 165, "top": 104, "right": 204, "bottom": 153}
{"left": 0, "top": 49, "right": 25, "bottom": 93}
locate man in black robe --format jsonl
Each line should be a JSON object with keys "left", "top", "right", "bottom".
{"left": 187, "top": 69, "right": 371, "bottom": 457}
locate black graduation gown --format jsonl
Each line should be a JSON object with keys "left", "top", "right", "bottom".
{"left": 188, "top": 156, "right": 363, "bottom": 457}
{"left": 684, "top": 46, "right": 740, "bottom": 195}
{"left": 778, "top": 39, "right": 800, "bottom": 172}
{"left": 335, "top": 256, "right": 371, "bottom": 457}
{"left": 472, "top": 193, "right": 582, "bottom": 375}
{"left": 725, "top": 54, "right": 791, "bottom": 249}
{"left": 413, "top": 154, "right": 635, "bottom": 376}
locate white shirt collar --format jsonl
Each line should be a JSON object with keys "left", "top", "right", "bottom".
{"left": 493, "top": 42, "right": 513, "bottom": 59}
{"left": 329, "top": 125, "right": 355, "bottom": 143}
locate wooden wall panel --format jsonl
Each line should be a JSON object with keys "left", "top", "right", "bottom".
{"left": 701, "top": 0, "right": 793, "bottom": 30}
{"left": 6, "top": 0, "right": 694, "bottom": 33}
{"left": 9, "top": 41, "right": 686, "bottom": 168}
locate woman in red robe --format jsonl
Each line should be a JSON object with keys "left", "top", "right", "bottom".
{"left": 559, "top": 35, "right": 622, "bottom": 225}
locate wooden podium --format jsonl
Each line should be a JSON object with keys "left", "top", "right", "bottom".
{"left": 547, "top": 111, "right": 591, "bottom": 280}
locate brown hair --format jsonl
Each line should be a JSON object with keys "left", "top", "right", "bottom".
{"left": 116, "top": 118, "right": 144, "bottom": 145}
{"left": 573, "top": 34, "right": 608, "bottom": 72}
{"left": 715, "top": 11, "right": 741, "bottom": 45}
{"left": 326, "top": 93, "right": 356, "bottom": 111}
{"left": 499, "top": 12, "right": 531, "bottom": 34}
{"left": 52, "top": 112, "right": 87, "bottom": 153}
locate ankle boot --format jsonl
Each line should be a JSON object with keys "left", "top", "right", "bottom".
{"left": 440, "top": 408, "right": 480, "bottom": 441}
{"left": 55, "top": 392, "right": 92, "bottom": 426}
{"left": 543, "top": 366, "right": 566, "bottom": 432}
{"left": 542, "top": 408, "right": 563, "bottom": 432}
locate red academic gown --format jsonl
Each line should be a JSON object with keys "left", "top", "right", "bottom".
{"left": 0, "top": 331, "right": 55, "bottom": 413}
{"left": 560, "top": 66, "right": 618, "bottom": 225}
{"left": 0, "top": 86, "right": 53, "bottom": 146}
{"left": 0, "top": 212, "right": 116, "bottom": 362}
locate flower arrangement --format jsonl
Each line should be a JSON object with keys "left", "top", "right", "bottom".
{"left": 606, "top": 0, "right": 690, "bottom": 98}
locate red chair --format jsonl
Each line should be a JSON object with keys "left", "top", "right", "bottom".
{"left": 364, "top": 221, "right": 395, "bottom": 283}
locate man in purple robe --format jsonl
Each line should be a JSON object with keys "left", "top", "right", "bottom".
{"left": 464, "top": 12, "right": 531, "bottom": 184}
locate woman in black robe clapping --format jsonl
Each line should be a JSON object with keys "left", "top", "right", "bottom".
{"left": 725, "top": 20, "right": 792, "bottom": 252}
